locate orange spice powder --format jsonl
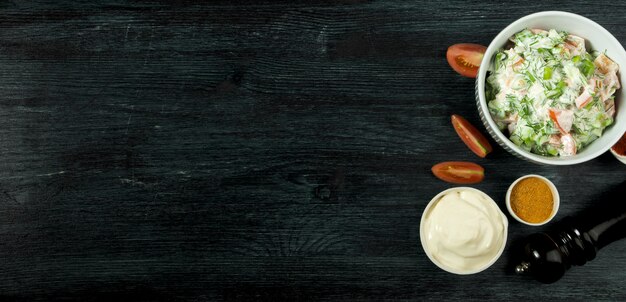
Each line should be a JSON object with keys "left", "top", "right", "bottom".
{"left": 510, "top": 177, "right": 554, "bottom": 223}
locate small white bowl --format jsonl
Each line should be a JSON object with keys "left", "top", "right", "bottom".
{"left": 506, "top": 175, "right": 560, "bottom": 226}
{"left": 476, "top": 11, "right": 626, "bottom": 165}
{"left": 610, "top": 148, "right": 626, "bottom": 164}
{"left": 420, "top": 187, "right": 508, "bottom": 274}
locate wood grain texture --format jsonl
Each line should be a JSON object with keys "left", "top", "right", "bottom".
{"left": 0, "top": 1, "right": 625, "bottom": 301}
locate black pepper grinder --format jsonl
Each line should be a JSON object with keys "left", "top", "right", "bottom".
{"left": 513, "top": 180, "right": 626, "bottom": 283}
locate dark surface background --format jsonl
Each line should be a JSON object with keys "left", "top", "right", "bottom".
{"left": 0, "top": 1, "right": 625, "bottom": 301}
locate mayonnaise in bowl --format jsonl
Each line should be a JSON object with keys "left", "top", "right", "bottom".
{"left": 420, "top": 187, "right": 508, "bottom": 274}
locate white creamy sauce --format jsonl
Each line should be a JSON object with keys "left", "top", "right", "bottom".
{"left": 422, "top": 189, "right": 507, "bottom": 272}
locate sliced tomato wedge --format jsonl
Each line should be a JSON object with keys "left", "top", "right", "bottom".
{"left": 446, "top": 43, "right": 487, "bottom": 78}
{"left": 451, "top": 114, "right": 493, "bottom": 158}
{"left": 431, "top": 161, "right": 484, "bottom": 184}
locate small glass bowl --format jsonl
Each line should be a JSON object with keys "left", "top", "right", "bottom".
{"left": 505, "top": 174, "right": 560, "bottom": 226}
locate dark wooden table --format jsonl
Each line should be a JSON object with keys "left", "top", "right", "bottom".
{"left": 1, "top": 1, "right": 625, "bottom": 301}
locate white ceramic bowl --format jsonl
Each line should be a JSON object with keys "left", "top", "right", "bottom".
{"left": 420, "top": 187, "right": 508, "bottom": 274}
{"left": 505, "top": 174, "right": 560, "bottom": 226}
{"left": 476, "top": 11, "right": 626, "bottom": 165}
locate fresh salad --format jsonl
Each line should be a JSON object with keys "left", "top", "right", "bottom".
{"left": 486, "top": 28, "right": 620, "bottom": 156}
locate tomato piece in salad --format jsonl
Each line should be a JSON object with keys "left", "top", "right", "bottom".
{"left": 431, "top": 161, "right": 485, "bottom": 184}
{"left": 446, "top": 43, "right": 487, "bottom": 78}
{"left": 548, "top": 108, "right": 573, "bottom": 134}
{"left": 451, "top": 114, "right": 493, "bottom": 158}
